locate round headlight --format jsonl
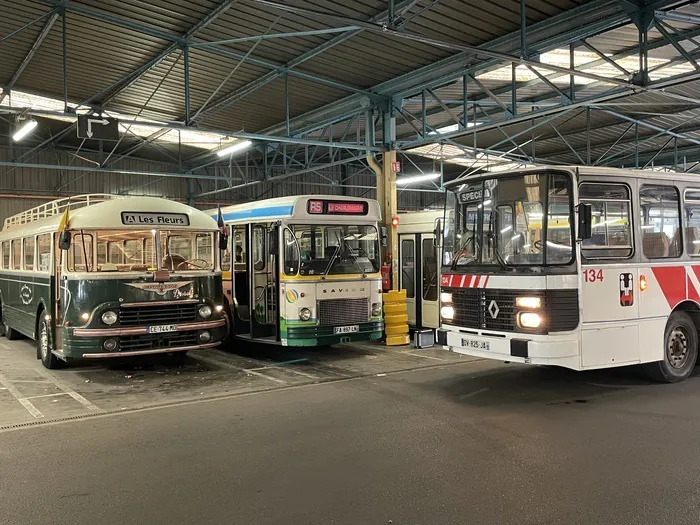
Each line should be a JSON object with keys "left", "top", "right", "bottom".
{"left": 299, "top": 307, "right": 312, "bottom": 321}
{"left": 198, "top": 330, "right": 212, "bottom": 343}
{"left": 371, "top": 303, "right": 382, "bottom": 317}
{"left": 440, "top": 306, "right": 454, "bottom": 321}
{"left": 198, "top": 305, "right": 213, "bottom": 319}
{"left": 103, "top": 338, "right": 118, "bottom": 351}
{"left": 101, "top": 310, "right": 118, "bottom": 325}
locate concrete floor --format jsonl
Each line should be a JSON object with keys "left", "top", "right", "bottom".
{"left": 1, "top": 338, "right": 700, "bottom": 524}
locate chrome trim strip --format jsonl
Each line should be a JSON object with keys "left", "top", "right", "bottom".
{"left": 82, "top": 342, "right": 219, "bottom": 358}
{"left": 120, "top": 299, "right": 200, "bottom": 307}
{"left": 72, "top": 318, "right": 226, "bottom": 337}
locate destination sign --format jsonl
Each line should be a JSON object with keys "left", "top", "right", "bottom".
{"left": 121, "top": 212, "right": 190, "bottom": 226}
{"left": 307, "top": 200, "right": 368, "bottom": 215}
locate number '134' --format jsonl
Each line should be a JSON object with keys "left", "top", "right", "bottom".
{"left": 584, "top": 269, "right": 604, "bottom": 282}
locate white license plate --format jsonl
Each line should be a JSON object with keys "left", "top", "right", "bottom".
{"left": 461, "top": 338, "right": 490, "bottom": 351}
{"left": 334, "top": 325, "right": 359, "bottom": 334}
{"left": 147, "top": 324, "right": 177, "bottom": 334}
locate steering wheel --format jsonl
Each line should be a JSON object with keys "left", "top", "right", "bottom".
{"left": 162, "top": 254, "right": 186, "bottom": 270}
{"left": 176, "top": 258, "right": 210, "bottom": 270}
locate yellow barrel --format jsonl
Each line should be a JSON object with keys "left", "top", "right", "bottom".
{"left": 383, "top": 289, "right": 410, "bottom": 346}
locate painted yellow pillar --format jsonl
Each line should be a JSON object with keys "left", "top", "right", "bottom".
{"left": 379, "top": 150, "right": 398, "bottom": 289}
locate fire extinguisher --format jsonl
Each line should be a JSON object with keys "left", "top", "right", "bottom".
{"left": 381, "top": 253, "right": 392, "bottom": 292}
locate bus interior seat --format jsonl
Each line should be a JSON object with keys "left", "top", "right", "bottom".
{"left": 643, "top": 231, "right": 670, "bottom": 258}
{"left": 686, "top": 227, "right": 700, "bottom": 254}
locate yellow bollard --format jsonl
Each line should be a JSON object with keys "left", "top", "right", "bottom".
{"left": 383, "top": 289, "right": 410, "bottom": 346}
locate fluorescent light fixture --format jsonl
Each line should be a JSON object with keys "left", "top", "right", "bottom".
{"left": 396, "top": 172, "right": 441, "bottom": 185}
{"left": 12, "top": 119, "right": 37, "bottom": 141}
{"left": 216, "top": 139, "right": 253, "bottom": 157}
{"left": 500, "top": 225, "right": 513, "bottom": 234}
{"left": 512, "top": 233, "right": 521, "bottom": 241}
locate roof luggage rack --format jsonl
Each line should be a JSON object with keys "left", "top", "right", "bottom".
{"left": 3, "top": 194, "right": 120, "bottom": 229}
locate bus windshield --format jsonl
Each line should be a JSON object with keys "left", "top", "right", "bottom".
{"left": 444, "top": 172, "right": 573, "bottom": 268}
{"left": 68, "top": 230, "right": 215, "bottom": 272}
{"left": 283, "top": 224, "right": 380, "bottom": 276}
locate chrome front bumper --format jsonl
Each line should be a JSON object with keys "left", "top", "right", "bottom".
{"left": 72, "top": 318, "right": 226, "bottom": 337}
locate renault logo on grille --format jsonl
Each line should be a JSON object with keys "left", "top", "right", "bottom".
{"left": 488, "top": 300, "right": 500, "bottom": 319}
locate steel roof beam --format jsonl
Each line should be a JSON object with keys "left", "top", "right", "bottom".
{"left": 81, "top": 0, "right": 240, "bottom": 107}
{"left": 259, "top": 0, "right": 630, "bottom": 138}
{"left": 190, "top": 0, "right": 417, "bottom": 122}
{"left": 0, "top": 11, "right": 59, "bottom": 105}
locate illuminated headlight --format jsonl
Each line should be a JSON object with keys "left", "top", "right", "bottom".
{"left": 440, "top": 305, "right": 454, "bottom": 320}
{"left": 81, "top": 312, "right": 90, "bottom": 322}
{"left": 198, "top": 305, "right": 213, "bottom": 319}
{"left": 198, "top": 330, "right": 212, "bottom": 343}
{"left": 371, "top": 302, "right": 382, "bottom": 317}
{"left": 101, "top": 310, "right": 117, "bottom": 325}
{"left": 515, "top": 296, "right": 542, "bottom": 309}
{"left": 518, "top": 312, "right": 542, "bottom": 329}
{"left": 103, "top": 338, "right": 118, "bottom": 351}
{"left": 215, "top": 305, "right": 224, "bottom": 313}
{"left": 299, "top": 307, "right": 312, "bottom": 321}
{"left": 440, "top": 292, "right": 452, "bottom": 304}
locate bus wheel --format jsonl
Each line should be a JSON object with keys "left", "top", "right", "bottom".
{"left": 644, "top": 312, "right": 698, "bottom": 383}
{"left": 5, "top": 323, "right": 20, "bottom": 341}
{"left": 38, "top": 317, "right": 61, "bottom": 369}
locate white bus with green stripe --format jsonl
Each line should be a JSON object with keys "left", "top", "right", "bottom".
{"left": 209, "top": 196, "right": 385, "bottom": 346}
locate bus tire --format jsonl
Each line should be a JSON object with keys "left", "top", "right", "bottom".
{"left": 38, "top": 317, "right": 62, "bottom": 369}
{"left": 5, "top": 324, "right": 20, "bottom": 341}
{"left": 643, "top": 311, "right": 698, "bottom": 383}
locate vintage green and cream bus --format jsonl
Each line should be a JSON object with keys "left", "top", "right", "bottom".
{"left": 0, "top": 195, "right": 227, "bottom": 369}
{"left": 209, "top": 196, "right": 384, "bottom": 346}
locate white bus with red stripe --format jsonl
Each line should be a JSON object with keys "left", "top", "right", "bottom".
{"left": 437, "top": 166, "right": 700, "bottom": 382}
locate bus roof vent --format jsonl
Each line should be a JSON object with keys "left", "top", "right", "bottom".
{"left": 3, "top": 194, "right": 122, "bottom": 229}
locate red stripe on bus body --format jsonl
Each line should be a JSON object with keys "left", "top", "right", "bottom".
{"left": 688, "top": 274, "right": 700, "bottom": 304}
{"left": 651, "top": 266, "right": 687, "bottom": 309}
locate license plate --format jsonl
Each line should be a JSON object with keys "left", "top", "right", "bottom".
{"left": 334, "top": 325, "right": 359, "bottom": 334}
{"left": 461, "top": 338, "right": 490, "bottom": 351}
{"left": 147, "top": 324, "right": 177, "bottom": 334}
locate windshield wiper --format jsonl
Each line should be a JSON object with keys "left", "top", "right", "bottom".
{"left": 322, "top": 233, "right": 343, "bottom": 279}
{"left": 450, "top": 236, "right": 477, "bottom": 270}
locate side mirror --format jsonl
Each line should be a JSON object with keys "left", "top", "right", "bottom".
{"left": 380, "top": 226, "right": 388, "bottom": 248}
{"left": 433, "top": 219, "right": 443, "bottom": 248}
{"left": 576, "top": 203, "right": 592, "bottom": 241}
{"left": 58, "top": 231, "right": 71, "bottom": 251}
{"left": 219, "top": 231, "right": 229, "bottom": 251}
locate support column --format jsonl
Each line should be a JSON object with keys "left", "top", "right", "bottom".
{"left": 379, "top": 149, "right": 398, "bottom": 289}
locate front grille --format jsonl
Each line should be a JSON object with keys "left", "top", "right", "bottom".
{"left": 119, "top": 330, "right": 198, "bottom": 352}
{"left": 318, "top": 298, "right": 369, "bottom": 326}
{"left": 119, "top": 303, "right": 197, "bottom": 326}
{"left": 450, "top": 289, "right": 578, "bottom": 333}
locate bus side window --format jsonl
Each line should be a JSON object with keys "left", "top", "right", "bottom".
{"left": 196, "top": 234, "right": 213, "bottom": 262}
{"left": 579, "top": 183, "right": 633, "bottom": 260}
{"left": 23, "top": 237, "right": 35, "bottom": 271}
{"left": 97, "top": 242, "right": 107, "bottom": 265}
{"left": 684, "top": 189, "right": 700, "bottom": 256}
{"left": 38, "top": 234, "right": 51, "bottom": 272}
{"left": 640, "top": 185, "right": 681, "bottom": 259}
{"left": 2, "top": 241, "right": 9, "bottom": 270}
{"left": 11, "top": 239, "right": 21, "bottom": 270}
{"left": 252, "top": 226, "right": 266, "bottom": 271}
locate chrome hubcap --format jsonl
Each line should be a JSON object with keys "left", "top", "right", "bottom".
{"left": 667, "top": 327, "right": 689, "bottom": 369}
{"left": 40, "top": 324, "right": 49, "bottom": 359}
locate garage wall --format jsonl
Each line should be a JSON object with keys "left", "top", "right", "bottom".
{"left": 0, "top": 147, "right": 442, "bottom": 224}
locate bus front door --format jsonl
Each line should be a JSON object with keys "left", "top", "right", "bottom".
{"left": 249, "top": 223, "right": 278, "bottom": 340}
